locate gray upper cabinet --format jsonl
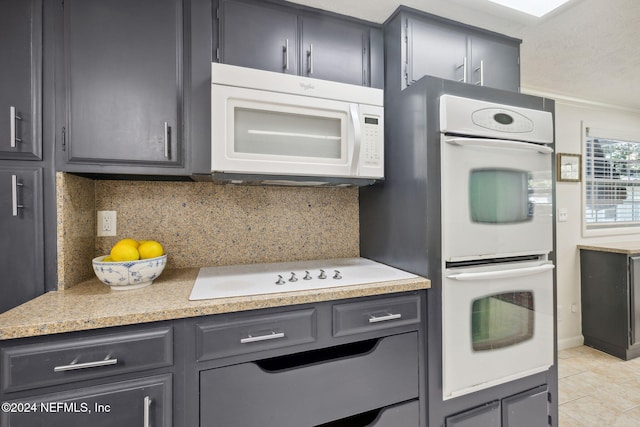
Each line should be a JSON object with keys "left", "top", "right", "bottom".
{"left": 388, "top": 8, "right": 520, "bottom": 92}
{"left": 62, "top": 0, "right": 183, "bottom": 168}
{"left": 0, "top": 0, "right": 42, "bottom": 160}
{"left": 215, "top": 0, "right": 381, "bottom": 88}
{"left": 0, "top": 165, "right": 43, "bottom": 314}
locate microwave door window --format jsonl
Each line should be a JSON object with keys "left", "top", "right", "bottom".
{"left": 234, "top": 108, "right": 342, "bottom": 159}
{"left": 469, "top": 169, "right": 532, "bottom": 224}
{"left": 472, "top": 291, "right": 535, "bottom": 351}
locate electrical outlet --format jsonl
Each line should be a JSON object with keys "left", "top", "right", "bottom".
{"left": 97, "top": 211, "right": 117, "bottom": 236}
{"left": 558, "top": 208, "right": 568, "bottom": 222}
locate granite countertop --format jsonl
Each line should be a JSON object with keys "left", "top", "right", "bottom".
{"left": 0, "top": 268, "right": 430, "bottom": 340}
{"left": 577, "top": 242, "right": 640, "bottom": 255}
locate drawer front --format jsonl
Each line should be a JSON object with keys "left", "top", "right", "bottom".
{"left": 371, "top": 400, "right": 420, "bottom": 426}
{"left": 2, "top": 374, "right": 172, "bottom": 427}
{"left": 200, "top": 332, "right": 419, "bottom": 427}
{"left": 196, "top": 308, "right": 316, "bottom": 362}
{"left": 1, "top": 327, "right": 173, "bottom": 393}
{"left": 333, "top": 294, "right": 421, "bottom": 337}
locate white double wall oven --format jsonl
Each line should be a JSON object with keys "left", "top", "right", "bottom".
{"left": 439, "top": 95, "right": 555, "bottom": 400}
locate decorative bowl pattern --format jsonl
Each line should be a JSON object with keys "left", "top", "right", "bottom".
{"left": 92, "top": 255, "right": 167, "bottom": 290}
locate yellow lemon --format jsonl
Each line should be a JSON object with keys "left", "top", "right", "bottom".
{"left": 102, "top": 256, "right": 114, "bottom": 262}
{"left": 138, "top": 240, "right": 164, "bottom": 259}
{"left": 110, "top": 243, "right": 140, "bottom": 261}
{"left": 115, "top": 238, "right": 139, "bottom": 249}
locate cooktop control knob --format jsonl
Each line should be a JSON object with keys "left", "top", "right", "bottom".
{"left": 333, "top": 270, "right": 342, "bottom": 280}
{"left": 318, "top": 269, "right": 327, "bottom": 279}
{"left": 303, "top": 271, "right": 312, "bottom": 280}
{"left": 289, "top": 272, "right": 298, "bottom": 282}
{"left": 275, "top": 275, "right": 286, "bottom": 285}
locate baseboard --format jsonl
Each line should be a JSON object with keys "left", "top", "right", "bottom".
{"left": 558, "top": 335, "right": 584, "bottom": 351}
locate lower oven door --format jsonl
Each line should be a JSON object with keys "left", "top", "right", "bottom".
{"left": 442, "top": 260, "right": 554, "bottom": 400}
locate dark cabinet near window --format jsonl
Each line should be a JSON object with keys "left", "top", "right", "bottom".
{"left": 0, "top": 0, "right": 42, "bottom": 160}
{"left": 214, "top": 0, "right": 383, "bottom": 88}
{"left": 0, "top": 166, "right": 44, "bottom": 313}
{"left": 385, "top": 7, "right": 520, "bottom": 92}
{"left": 579, "top": 247, "right": 640, "bottom": 360}
{"left": 61, "top": 0, "right": 183, "bottom": 170}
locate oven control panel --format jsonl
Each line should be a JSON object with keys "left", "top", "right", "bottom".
{"left": 471, "top": 108, "right": 534, "bottom": 133}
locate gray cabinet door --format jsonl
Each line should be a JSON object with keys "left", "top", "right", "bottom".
{"left": 300, "top": 15, "right": 367, "bottom": 86}
{"left": 502, "top": 386, "right": 549, "bottom": 427}
{"left": 64, "top": 0, "right": 182, "bottom": 166}
{"left": 631, "top": 256, "right": 640, "bottom": 345}
{"left": 0, "top": 0, "right": 41, "bottom": 160}
{"left": 218, "top": 0, "right": 298, "bottom": 75}
{"left": 446, "top": 401, "right": 501, "bottom": 427}
{"left": 406, "top": 17, "right": 468, "bottom": 86}
{"left": 2, "top": 374, "right": 171, "bottom": 427}
{"left": 0, "top": 166, "right": 43, "bottom": 313}
{"left": 470, "top": 34, "right": 520, "bottom": 92}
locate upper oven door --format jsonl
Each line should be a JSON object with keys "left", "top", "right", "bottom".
{"left": 211, "top": 84, "right": 383, "bottom": 179}
{"left": 441, "top": 136, "right": 554, "bottom": 261}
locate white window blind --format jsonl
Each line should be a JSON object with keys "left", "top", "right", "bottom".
{"left": 584, "top": 127, "right": 640, "bottom": 228}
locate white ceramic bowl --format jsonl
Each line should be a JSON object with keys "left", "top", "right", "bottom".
{"left": 92, "top": 255, "right": 167, "bottom": 290}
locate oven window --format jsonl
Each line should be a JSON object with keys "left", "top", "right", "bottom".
{"left": 469, "top": 169, "right": 532, "bottom": 224}
{"left": 471, "top": 291, "right": 534, "bottom": 351}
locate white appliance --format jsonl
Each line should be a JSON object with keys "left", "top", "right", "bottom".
{"left": 189, "top": 258, "right": 417, "bottom": 300}
{"left": 210, "top": 63, "right": 384, "bottom": 185}
{"left": 439, "top": 95, "right": 555, "bottom": 400}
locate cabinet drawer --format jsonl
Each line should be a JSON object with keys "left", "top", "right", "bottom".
{"left": 196, "top": 308, "right": 316, "bottom": 362}
{"left": 2, "top": 374, "right": 172, "bottom": 427}
{"left": 200, "top": 332, "right": 419, "bottom": 427}
{"left": 332, "top": 294, "right": 421, "bottom": 337}
{"left": 1, "top": 326, "right": 173, "bottom": 393}
{"left": 371, "top": 400, "right": 420, "bottom": 427}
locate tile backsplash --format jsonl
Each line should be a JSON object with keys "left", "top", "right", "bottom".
{"left": 57, "top": 173, "right": 359, "bottom": 289}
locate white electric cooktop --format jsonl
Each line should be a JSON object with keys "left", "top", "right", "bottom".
{"left": 189, "top": 257, "right": 418, "bottom": 301}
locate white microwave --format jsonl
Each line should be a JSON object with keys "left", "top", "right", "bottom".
{"left": 210, "top": 63, "right": 384, "bottom": 185}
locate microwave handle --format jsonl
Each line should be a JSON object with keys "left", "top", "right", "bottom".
{"left": 445, "top": 137, "right": 554, "bottom": 154}
{"left": 349, "top": 104, "right": 362, "bottom": 174}
{"left": 446, "top": 263, "right": 554, "bottom": 281}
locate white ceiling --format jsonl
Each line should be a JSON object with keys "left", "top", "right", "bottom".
{"left": 288, "top": 0, "right": 640, "bottom": 111}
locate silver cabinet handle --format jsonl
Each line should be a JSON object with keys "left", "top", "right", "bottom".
{"left": 143, "top": 396, "right": 152, "bottom": 427}
{"left": 10, "top": 106, "right": 22, "bottom": 148}
{"left": 11, "top": 175, "right": 24, "bottom": 217}
{"left": 283, "top": 39, "right": 289, "bottom": 71}
{"left": 53, "top": 356, "right": 118, "bottom": 372}
{"left": 163, "top": 122, "right": 170, "bottom": 159}
{"left": 456, "top": 57, "right": 467, "bottom": 83}
{"left": 307, "top": 44, "right": 313, "bottom": 75}
{"left": 240, "top": 331, "right": 285, "bottom": 344}
{"left": 369, "top": 313, "right": 402, "bottom": 323}
{"left": 475, "top": 60, "right": 484, "bottom": 86}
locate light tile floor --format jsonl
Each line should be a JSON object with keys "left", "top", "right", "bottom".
{"left": 559, "top": 345, "right": 640, "bottom": 426}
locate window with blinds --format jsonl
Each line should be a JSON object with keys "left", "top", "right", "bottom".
{"left": 584, "top": 127, "right": 640, "bottom": 228}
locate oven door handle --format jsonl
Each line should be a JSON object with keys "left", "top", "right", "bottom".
{"left": 445, "top": 137, "right": 554, "bottom": 154}
{"left": 447, "top": 263, "right": 554, "bottom": 281}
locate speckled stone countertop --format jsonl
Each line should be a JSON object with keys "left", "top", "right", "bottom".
{"left": 578, "top": 242, "right": 640, "bottom": 255}
{"left": 0, "top": 268, "right": 430, "bottom": 340}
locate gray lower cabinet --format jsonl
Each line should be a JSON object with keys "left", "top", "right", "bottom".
{"left": 214, "top": 0, "right": 382, "bottom": 88}
{"left": 0, "top": 165, "right": 44, "bottom": 314}
{"left": 193, "top": 292, "right": 425, "bottom": 427}
{"left": 385, "top": 7, "right": 520, "bottom": 92}
{"left": 579, "top": 249, "right": 640, "bottom": 360}
{"left": 445, "top": 385, "right": 549, "bottom": 427}
{"left": 61, "top": 0, "right": 183, "bottom": 169}
{"left": 0, "top": 0, "right": 42, "bottom": 160}
{"left": 0, "top": 325, "right": 175, "bottom": 427}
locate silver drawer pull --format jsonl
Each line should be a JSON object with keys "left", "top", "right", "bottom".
{"left": 368, "top": 313, "right": 402, "bottom": 324}
{"left": 240, "top": 331, "right": 285, "bottom": 344}
{"left": 10, "top": 106, "right": 22, "bottom": 148}
{"left": 53, "top": 356, "right": 118, "bottom": 372}
{"left": 11, "top": 175, "right": 24, "bottom": 217}
{"left": 143, "top": 396, "right": 152, "bottom": 427}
